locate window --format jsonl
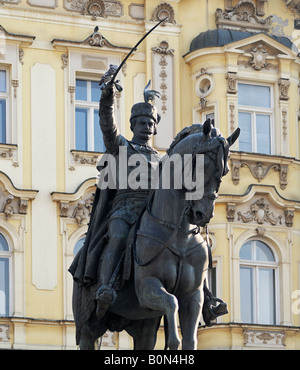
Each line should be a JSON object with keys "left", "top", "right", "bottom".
{"left": 73, "top": 237, "right": 85, "bottom": 256}
{"left": 75, "top": 79, "right": 105, "bottom": 152}
{"left": 0, "top": 69, "right": 8, "bottom": 144}
{"left": 238, "top": 83, "right": 273, "bottom": 155}
{"left": 0, "top": 233, "right": 10, "bottom": 317}
{"left": 239, "top": 240, "right": 278, "bottom": 325}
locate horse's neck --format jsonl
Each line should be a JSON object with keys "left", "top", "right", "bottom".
{"left": 151, "top": 189, "right": 186, "bottom": 228}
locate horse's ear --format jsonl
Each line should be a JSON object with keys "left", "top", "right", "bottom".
{"left": 203, "top": 119, "right": 212, "bottom": 136}
{"left": 227, "top": 127, "right": 240, "bottom": 147}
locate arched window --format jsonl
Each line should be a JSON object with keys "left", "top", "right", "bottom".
{"left": 0, "top": 233, "right": 10, "bottom": 317}
{"left": 239, "top": 240, "right": 278, "bottom": 325}
{"left": 73, "top": 237, "right": 85, "bottom": 256}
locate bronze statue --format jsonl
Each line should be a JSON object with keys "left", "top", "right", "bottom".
{"left": 68, "top": 71, "right": 239, "bottom": 348}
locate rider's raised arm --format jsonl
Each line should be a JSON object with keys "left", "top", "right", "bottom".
{"left": 99, "top": 84, "right": 123, "bottom": 155}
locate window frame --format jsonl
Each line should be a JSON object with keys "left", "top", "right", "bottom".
{"left": 74, "top": 77, "right": 105, "bottom": 153}
{"left": 0, "top": 232, "right": 12, "bottom": 317}
{"left": 239, "top": 239, "right": 279, "bottom": 325}
{"left": 238, "top": 82, "right": 275, "bottom": 155}
{"left": 0, "top": 68, "right": 10, "bottom": 144}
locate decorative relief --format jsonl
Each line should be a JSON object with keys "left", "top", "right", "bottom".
{"left": 0, "top": 192, "right": 29, "bottom": 219}
{"left": 283, "top": 0, "right": 300, "bottom": 15}
{"left": 11, "top": 79, "right": 19, "bottom": 98}
{"left": 19, "top": 49, "right": 24, "bottom": 65}
{"left": 152, "top": 41, "right": 174, "bottom": 114}
{"left": 226, "top": 196, "right": 294, "bottom": 227}
{"left": 71, "top": 150, "right": 100, "bottom": 165}
{"left": 61, "top": 54, "right": 68, "bottom": 69}
{"left": 82, "top": 0, "right": 107, "bottom": 19}
{"left": 237, "top": 44, "right": 278, "bottom": 71}
{"left": 230, "top": 159, "right": 288, "bottom": 190}
{"left": 229, "top": 103, "right": 235, "bottom": 133}
{"left": 58, "top": 191, "right": 95, "bottom": 225}
{"left": 0, "top": 144, "right": 18, "bottom": 167}
{"left": 282, "top": 108, "right": 288, "bottom": 140}
{"left": 237, "top": 197, "right": 282, "bottom": 226}
{"left": 226, "top": 72, "right": 238, "bottom": 94}
{"left": 68, "top": 86, "right": 75, "bottom": 104}
{"left": 65, "top": 0, "right": 85, "bottom": 11}
{"left": 151, "top": 2, "right": 176, "bottom": 24}
{"left": 216, "top": 0, "right": 272, "bottom": 33}
{"left": 0, "top": 324, "right": 10, "bottom": 342}
{"left": 285, "top": 209, "right": 294, "bottom": 227}
{"left": 244, "top": 329, "right": 286, "bottom": 348}
{"left": 278, "top": 78, "right": 290, "bottom": 100}
{"left": 225, "top": 0, "right": 268, "bottom": 16}
{"left": 64, "top": 0, "right": 123, "bottom": 17}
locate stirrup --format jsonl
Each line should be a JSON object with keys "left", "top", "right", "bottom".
{"left": 202, "top": 298, "right": 228, "bottom": 327}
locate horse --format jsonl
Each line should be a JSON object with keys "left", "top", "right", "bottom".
{"left": 72, "top": 120, "right": 240, "bottom": 350}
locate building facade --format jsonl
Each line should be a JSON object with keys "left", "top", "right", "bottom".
{"left": 0, "top": 0, "right": 299, "bottom": 349}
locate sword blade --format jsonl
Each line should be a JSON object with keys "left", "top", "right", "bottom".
{"left": 110, "top": 17, "right": 168, "bottom": 84}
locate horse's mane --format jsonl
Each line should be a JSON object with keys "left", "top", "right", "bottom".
{"left": 166, "top": 124, "right": 204, "bottom": 155}
{"left": 167, "top": 121, "right": 222, "bottom": 156}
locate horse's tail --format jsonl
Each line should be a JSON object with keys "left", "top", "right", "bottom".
{"left": 163, "top": 315, "right": 168, "bottom": 350}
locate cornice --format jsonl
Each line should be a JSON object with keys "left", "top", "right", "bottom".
{"left": 0, "top": 25, "right": 35, "bottom": 46}
{"left": 218, "top": 184, "right": 300, "bottom": 209}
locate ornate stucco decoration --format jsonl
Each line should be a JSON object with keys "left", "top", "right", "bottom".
{"left": 230, "top": 155, "right": 289, "bottom": 190}
{"left": 237, "top": 43, "right": 278, "bottom": 71}
{"left": 0, "top": 172, "right": 38, "bottom": 220}
{"left": 0, "top": 324, "right": 10, "bottom": 343}
{"left": 225, "top": 0, "right": 268, "bottom": 16}
{"left": 64, "top": 0, "right": 123, "bottom": 17}
{"left": 226, "top": 72, "right": 238, "bottom": 94}
{"left": 51, "top": 179, "right": 96, "bottom": 226}
{"left": 152, "top": 41, "right": 174, "bottom": 115}
{"left": 278, "top": 78, "right": 290, "bottom": 100}
{"left": 0, "top": 144, "right": 18, "bottom": 167}
{"left": 151, "top": 2, "right": 176, "bottom": 24}
{"left": 82, "top": 0, "right": 106, "bottom": 19}
{"left": 0, "top": 193, "right": 30, "bottom": 219}
{"left": 283, "top": 0, "right": 300, "bottom": 15}
{"left": 244, "top": 329, "right": 286, "bottom": 348}
{"left": 71, "top": 150, "right": 100, "bottom": 165}
{"left": 237, "top": 197, "right": 282, "bottom": 226}
{"left": 52, "top": 28, "right": 131, "bottom": 53}
{"left": 216, "top": 0, "right": 272, "bottom": 33}
{"left": 223, "top": 186, "right": 295, "bottom": 228}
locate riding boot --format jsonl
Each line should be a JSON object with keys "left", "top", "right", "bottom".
{"left": 202, "top": 283, "right": 228, "bottom": 327}
{"left": 96, "top": 285, "right": 117, "bottom": 319}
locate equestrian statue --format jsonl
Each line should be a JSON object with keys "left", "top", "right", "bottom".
{"left": 68, "top": 22, "right": 240, "bottom": 350}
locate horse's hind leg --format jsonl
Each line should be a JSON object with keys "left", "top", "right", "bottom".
{"left": 125, "top": 317, "right": 161, "bottom": 350}
{"left": 178, "top": 289, "right": 203, "bottom": 350}
{"left": 79, "top": 322, "right": 97, "bottom": 350}
{"left": 79, "top": 312, "right": 107, "bottom": 350}
{"left": 136, "top": 276, "right": 180, "bottom": 350}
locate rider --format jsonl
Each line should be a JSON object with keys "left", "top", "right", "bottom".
{"left": 95, "top": 80, "right": 162, "bottom": 319}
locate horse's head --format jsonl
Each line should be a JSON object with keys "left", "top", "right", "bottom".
{"left": 167, "top": 119, "right": 240, "bottom": 227}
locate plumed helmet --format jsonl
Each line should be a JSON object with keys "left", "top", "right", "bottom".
{"left": 129, "top": 80, "right": 161, "bottom": 134}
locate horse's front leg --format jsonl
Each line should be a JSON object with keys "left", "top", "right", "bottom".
{"left": 178, "top": 289, "right": 203, "bottom": 350}
{"left": 136, "top": 276, "right": 181, "bottom": 350}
